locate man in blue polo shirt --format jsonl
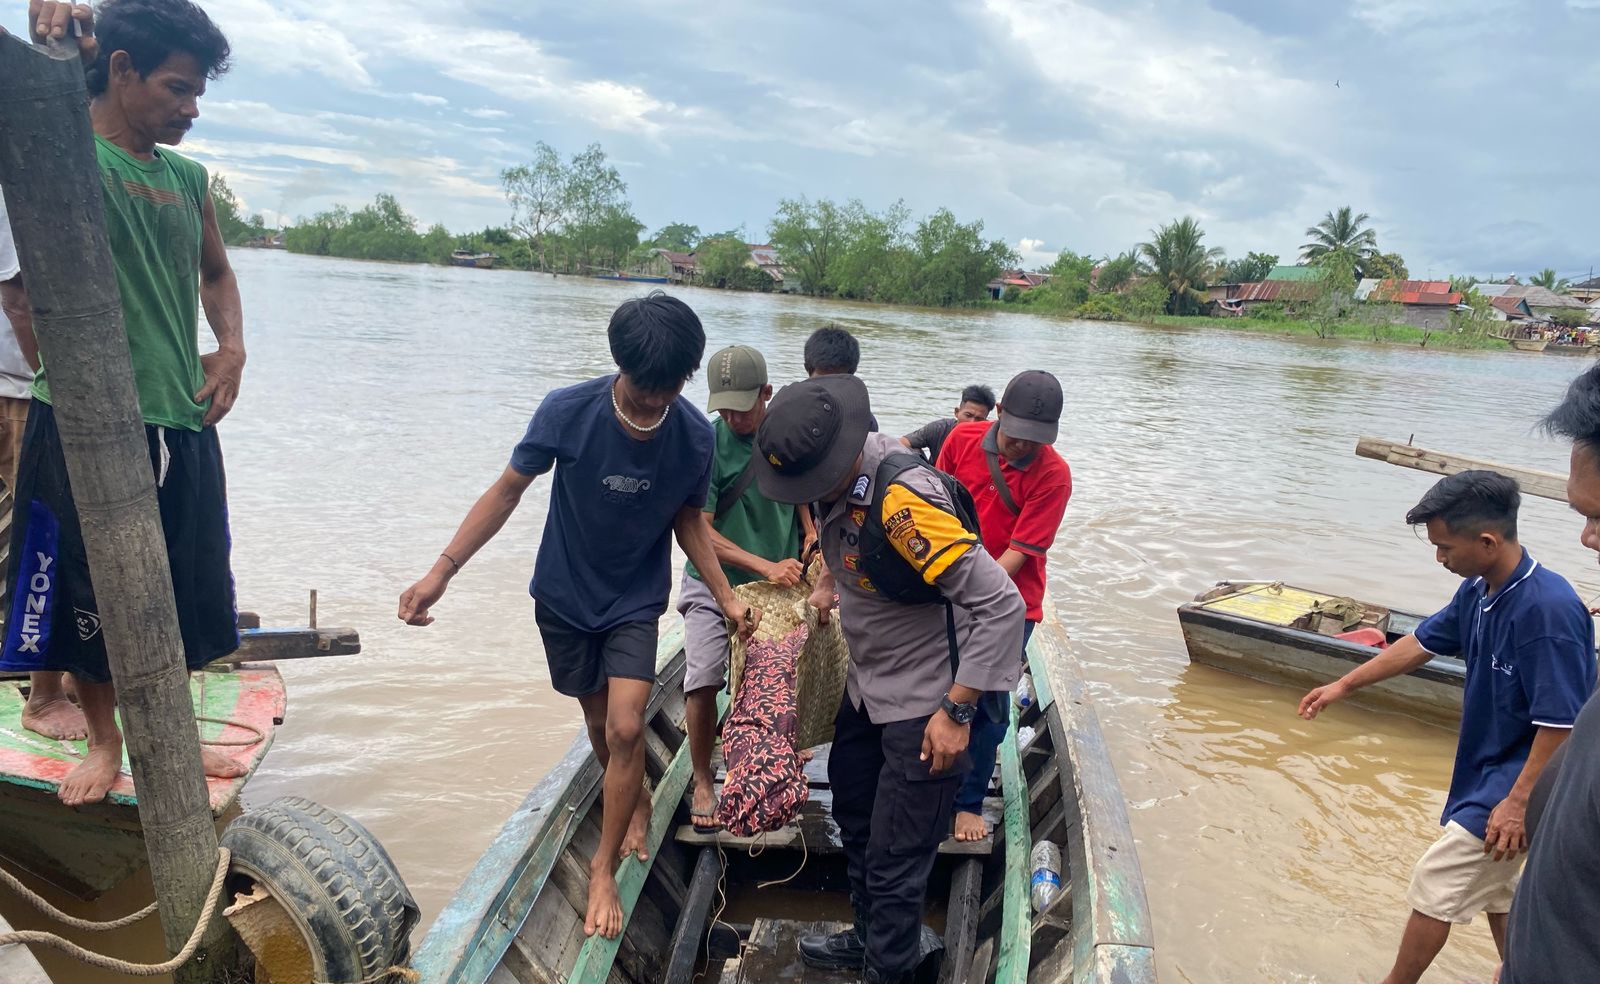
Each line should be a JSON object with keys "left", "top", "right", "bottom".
{"left": 1299, "top": 470, "right": 1593, "bottom": 984}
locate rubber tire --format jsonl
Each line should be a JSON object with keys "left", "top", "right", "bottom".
{"left": 221, "top": 796, "right": 419, "bottom": 983}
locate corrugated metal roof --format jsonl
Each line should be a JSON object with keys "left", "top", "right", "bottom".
{"left": 1362, "top": 279, "right": 1458, "bottom": 305}
{"left": 1231, "top": 280, "right": 1323, "bottom": 302}
{"left": 1265, "top": 265, "right": 1323, "bottom": 282}
{"left": 1492, "top": 296, "right": 1532, "bottom": 318}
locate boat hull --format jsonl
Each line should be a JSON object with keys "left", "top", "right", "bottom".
{"left": 592, "top": 274, "right": 670, "bottom": 284}
{"left": 1178, "top": 582, "right": 1463, "bottom": 727}
{"left": 413, "top": 613, "right": 1157, "bottom": 984}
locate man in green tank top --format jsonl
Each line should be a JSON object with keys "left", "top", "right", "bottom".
{"left": 4, "top": 0, "right": 245, "bottom": 807}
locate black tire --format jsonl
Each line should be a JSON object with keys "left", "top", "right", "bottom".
{"left": 222, "top": 796, "right": 419, "bottom": 983}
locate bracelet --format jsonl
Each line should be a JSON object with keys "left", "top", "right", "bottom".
{"left": 440, "top": 552, "right": 461, "bottom": 572}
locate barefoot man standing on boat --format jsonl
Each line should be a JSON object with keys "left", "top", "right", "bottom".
{"left": 936, "top": 370, "right": 1071, "bottom": 842}
{"left": 752, "top": 374, "right": 1024, "bottom": 984}
{"left": 0, "top": 0, "right": 248, "bottom": 805}
{"left": 399, "top": 293, "right": 758, "bottom": 940}
{"left": 678, "top": 344, "right": 812, "bottom": 831}
{"left": 1298, "top": 471, "right": 1593, "bottom": 984}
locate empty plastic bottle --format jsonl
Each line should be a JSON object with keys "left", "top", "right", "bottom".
{"left": 1015, "top": 672, "right": 1035, "bottom": 709}
{"left": 1030, "top": 840, "right": 1062, "bottom": 912}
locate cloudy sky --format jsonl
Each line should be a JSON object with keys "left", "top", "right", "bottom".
{"left": 7, "top": 0, "right": 1597, "bottom": 279}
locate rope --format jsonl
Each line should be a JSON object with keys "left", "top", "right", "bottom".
{"left": 0, "top": 862, "right": 157, "bottom": 931}
{"left": 0, "top": 848, "right": 231, "bottom": 976}
{"left": 195, "top": 714, "right": 265, "bottom": 748}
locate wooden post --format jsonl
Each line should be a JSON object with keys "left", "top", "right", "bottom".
{"left": 1355, "top": 436, "right": 1568, "bottom": 502}
{"left": 0, "top": 36, "right": 232, "bottom": 981}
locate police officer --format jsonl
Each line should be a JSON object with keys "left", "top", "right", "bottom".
{"left": 752, "top": 374, "right": 1025, "bottom": 984}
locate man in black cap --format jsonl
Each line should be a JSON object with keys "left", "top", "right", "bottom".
{"left": 753, "top": 374, "right": 1025, "bottom": 984}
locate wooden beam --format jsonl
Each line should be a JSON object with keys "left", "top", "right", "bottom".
{"left": 1355, "top": 436, "right": 1567, "bottom": 502}
{"left": 663, "top": 848, "right": 721, "bottom": 984}
{"left": 0, "top": 627, "right": 360, "bottom": 681}
{"left": 991, "top": 700, "right": 1032, "bottom": 984}
{"left": 937, "top": 858, "right": 983, "bottom": 984}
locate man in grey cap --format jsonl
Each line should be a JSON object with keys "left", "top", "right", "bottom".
{"left": 680, "top": 344, "right": 813, "bottom": 830}
{"left": 753, "top": 374, "right": 1025, "bottom": 984}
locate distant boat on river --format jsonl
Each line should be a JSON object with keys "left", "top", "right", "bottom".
{"left": 592, "top": 271, "right": 671, "bottom": 284}
{"left": 451, "top": 250, "right": 499, "bottom": 269}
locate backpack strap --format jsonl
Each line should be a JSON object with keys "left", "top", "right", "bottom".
{"left": 985, "top": 446, "right": 1020, "bottom": 516}
{"left": 713, "top": 454, "right": 760, "bottom": 523}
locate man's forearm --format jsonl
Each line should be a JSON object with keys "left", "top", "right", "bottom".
{"left": 703, "top": 513, "right": 770, "bottom": 578}
{"left": 997, "top": 548, "right": 1028, "bottom": 577}
{"left": 0, "top": 277, "right": 39, "bottom": 371}
{"left": 201, "top": 270, "right": 244, "bottom": 352}
{"left": 1508, "top": 726, "right": 1570, "bottom": 803}
{"left": 431, "top": 481, "right": 523, "bottom": 581}
{"left": 1337, "top": 634, "right": 1435, "bottom": 691}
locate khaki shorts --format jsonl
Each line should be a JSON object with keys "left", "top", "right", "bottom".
{"left": 677, "top": 569, "right": 729, "bottom": 693}
{"left": 1406, "top": 821, "right": 1524, "bottom": 923}
{"left": 0, "top": 396, "right": 29, "bottom": 491}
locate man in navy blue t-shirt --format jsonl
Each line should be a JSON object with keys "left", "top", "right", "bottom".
{"left": 1299, "top": 470, "right": 1593, "bottom": 984}
{"left": 399, "top": 293, "right": 757, "bottom": 942}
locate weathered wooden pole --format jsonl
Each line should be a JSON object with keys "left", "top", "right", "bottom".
{"left": 1356, "top": 435, "right": 1568, "bottom": 502}
{"left": 0, "top": 34, "right": 232, "bottom": 981}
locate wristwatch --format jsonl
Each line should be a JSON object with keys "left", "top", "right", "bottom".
{"left": 941, "top": 694, "right": 977, "bottom": 726}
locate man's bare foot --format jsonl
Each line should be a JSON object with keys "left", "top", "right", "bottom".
{"left": 200, "top": 746, "right": 249, "bottom": 780}
{"left": 619, "top": 786, "right": 652, "bottom": 860}
{"left": 953, "top": 811, "right": 990, "bottom": 842}
{"left": 22, "top": 696, "right": 88, "bottom": 741}
{"left": 585, "top": 865, "right": 624, "bottom": 939}
{"left": 58, "top": 744, "right": 122, "bottom": 806}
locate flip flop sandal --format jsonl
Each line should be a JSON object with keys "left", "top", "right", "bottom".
{"left": 690, "top": 788, "right": 722, "bottom": 832}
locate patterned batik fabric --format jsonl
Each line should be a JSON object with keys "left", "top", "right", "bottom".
{"left": 715, "top": 623, "right": 810, "bottom": 837}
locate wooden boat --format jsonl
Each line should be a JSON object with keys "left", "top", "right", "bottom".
{"left": 451, "top": 250, "right": 498, "bottom": 269}
{"left": 1546, "top": 340, "right": 1598, "bottom": 356}
{"left": 1177, "top": 581, "right": 1463, "bottom": 726}
{"left": 1494, "top": 331, "right": 1550, "bottom": 352}
{"left": 593, "top": 273, "right": 671, "bottom": 284}
{"left": 412, "top": 616, "right": 1156, "bottom": 984}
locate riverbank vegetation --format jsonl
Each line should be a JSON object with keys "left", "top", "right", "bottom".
{"left": 241, "top": 139, "right": 1588, "bottom": 344}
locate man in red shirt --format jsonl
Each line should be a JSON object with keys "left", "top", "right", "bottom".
{"left": 936, "top": 370, "right": 1071, "bottom": 841}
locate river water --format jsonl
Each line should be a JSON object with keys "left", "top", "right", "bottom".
{"left": 13, "top": 250, "right": 1598, "bottom": 983}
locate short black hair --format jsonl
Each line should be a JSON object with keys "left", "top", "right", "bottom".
{"left": 1405, "top": 470, "right": 1520, "bottom": 540}
{"left": 1542, "top": 363, "right": 1600, "bottom": 452}
{"left": 607, "top": 291, "right": 705, "bottom": 391}
{"left": 803, "top": 325, "right": 860, "bottom": 375}
{"left": 86, "top": 0, "right": 232, "bottom": 98}
{"left": 960, "top": 384, "right": 996, "bottom": 412}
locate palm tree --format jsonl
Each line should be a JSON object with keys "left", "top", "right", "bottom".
{"left": 1138, "top": 217, "right": 1223, "bottom": 315}
{"left": 1299, "top": 206, "right": 1379, "bottom": 277}
{"left": 1529, "top": 268, "right": 1571, "bottom": 293}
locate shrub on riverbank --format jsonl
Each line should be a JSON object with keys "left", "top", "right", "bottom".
{"left": 1141, "top": 313, "right": 1505, "bottom": 350}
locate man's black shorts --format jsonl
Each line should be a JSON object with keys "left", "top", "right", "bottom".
{"left": 0, "top": 400, "right": 239, "bottom": 682}
{"left": 534, "top": 599, "right": 658, "bottom": 697}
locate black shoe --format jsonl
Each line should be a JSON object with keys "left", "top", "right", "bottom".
{"left": 799, "top": 927, "right": 866, "bottom": 970}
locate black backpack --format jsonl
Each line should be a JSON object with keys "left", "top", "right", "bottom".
{"left": 857, "top": 452, "right": 981, "bottom": 605}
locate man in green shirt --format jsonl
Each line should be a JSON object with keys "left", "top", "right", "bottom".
{"left": 679, "top": 345, "right": 814, "bottom": 828}
{"left": 2, "top": 0, "right": 246, "bottom": 807}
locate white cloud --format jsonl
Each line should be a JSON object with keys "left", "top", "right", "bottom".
{"left": 465, "top": 108, "right": 510, "bottom": 119}
{"left": 204, "top": 0, "right": 373, "bottom": 87}
{"left": 203, "top": 101, "right": 356, "bottom": 144}
{"left": 1013, "top": 238, "right": 1059, "bottom": 270}
{"left": 410, "top": 93, "right": 448, "bottom": 106}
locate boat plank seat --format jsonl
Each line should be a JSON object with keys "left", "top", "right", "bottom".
{"left": 718, "top": 919, "right": 859, "bottom": 984}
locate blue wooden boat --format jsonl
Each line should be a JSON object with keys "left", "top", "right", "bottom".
{"left": 593, "top": 273, "right": 671, "bottom": 284}
{"left": 411, "top": 615, "right": 1157, "bottom": 984}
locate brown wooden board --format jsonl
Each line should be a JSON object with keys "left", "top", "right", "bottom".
{"left": 937, "top": 857, "right": 983, "bottom": 984}
{"left": 718, "top": 919, "right": 860, "bottom": 984}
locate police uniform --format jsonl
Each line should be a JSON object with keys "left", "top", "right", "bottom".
{"left": 750, "top": 376, "right": 1024, "bottom": 984}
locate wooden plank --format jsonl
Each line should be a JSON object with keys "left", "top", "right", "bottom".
{"left": 991, "top": 699, "right": 1031, "bottom": 984}
{"left": 672, "top": 796, "right": 995, "bottom": 855}
{"left": 1026, "top": 618, "right": 1157, "bottom": 977}
{"left": 0, "top": 626, "right": 361, "bottom": 681}
{"left": 937, "top": 857, "right": 983, "bottom": 984}
{"left": 1356, "top": 435, "right": 1567, "bottom": 502}
{"left": 411, "top": 634, "right": 685, "bottom": 984}
{"left": 565, "top": 684, "right": 725, "bottom": 984}
{"left": 720, "top": 919, "right": 858, "bottom": 984}
{"left": 663, "top": 847, "right": 721, "bottom": 984}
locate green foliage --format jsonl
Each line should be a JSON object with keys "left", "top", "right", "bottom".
{"left": 1013, "top": 251, "right": 1093, "bottom": 309}
{"left": 1002, "top": 285, "right": 1022, "bottom": 303}
{"left": 697, "top": 234, "right": 772, "bottom": 291}
{"left": 1139, "top": 216, "right": 1223, "bottom": 315}
{"left": 1221, "top": 251, "right": 1278, "bottom": 284}
{"left": 1095, "top": 250, "right": 1143, "bottom": 293}
{"left": 648, "top": 222, "right": 701, "bottom": 252}
{"left": 896, "top": 208, "right": 1015, "bottom": 307}
{"left": 1300, "top": 206, "right": 1379, "bottom": 275}
{"left": 829, "top": 200, "right": 910, "bottom": 302}
{"left": 1450, "top": 274, "right": 1481, "bottom": 294}
{"left": 208, "top": 174, "right": 262, "bottom": 246}
{"left": 501, "top": 142, "right": 638, "bottom": 273}
{"left": 1551, "top": 308, "right": 1591, "bottom": 327}
{"left": 1529, "top": 268, "right": 1571, "bottom": 293}
{"left": 285, "top": 193, "right": 452, "bottom": 264}
{"left": 768, "top": 197, "right": 852, "bottom": 297}
{"left": 1363, "top": 251, "right": 1409, "bottom": 281}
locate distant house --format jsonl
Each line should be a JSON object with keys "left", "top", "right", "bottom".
{"left": 1489, "top": 295, "right": 1535, "bottom": 321}
{"left": 747, "top": 244, "right": 802, "bottom": 293}
{"left": 1358, "top": 279, "right": 1463, "bottom": 330}
{"left": 1471, "top": 283, "right": 1588, "bottom": 317}
{"left": 1209, "top": 279, "right": 1322, "bottom": 315}
{"left": 652, "top": 248, "right": 698, "bottom": 283}
{"left": 1587, "top": 297, "right": 1600, "bottom": 325}
{"left": 986, "top": 269, "right": 1051, "bottom": 300}
{"left": 1569, "top": 275, "right": 1600, "bottom": 304}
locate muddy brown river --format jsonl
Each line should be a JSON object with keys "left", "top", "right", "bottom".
{"left": 6, "top": 250, "right": 1594, "bottom": 983}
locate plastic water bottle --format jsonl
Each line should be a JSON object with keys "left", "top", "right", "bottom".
{"left": 1015, "top": 673, "right": 1035, "bottom": 709}
{"left": 1030, "top": 840, "right": 1062, "bottom": 913}
{"left": 1015, "top": 726, "right": 1036, "bottom": 748}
